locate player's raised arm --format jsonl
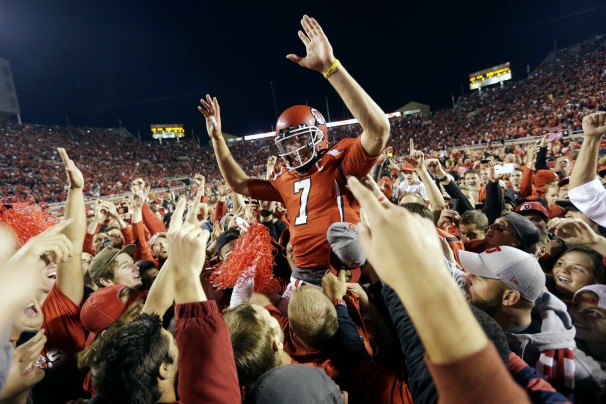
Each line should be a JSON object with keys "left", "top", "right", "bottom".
{"left": 286, "top": 15, "right": 390, "bottom": 156}
{"left": 198, "top": 95, "right": 251, "bottom": 196}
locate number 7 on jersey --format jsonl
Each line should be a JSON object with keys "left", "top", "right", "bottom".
{"left": 294, "top": 178, "right": 311, "bottom": 226}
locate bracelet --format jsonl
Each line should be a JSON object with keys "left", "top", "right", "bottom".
{"left": 323, "top": 59, "right": 341, "bottom": 79}
{"left": 438, "top": 176, "right": 448, "bottom": 182}
{"left": 260, "top": 209, "right": 273, "bottom": 217}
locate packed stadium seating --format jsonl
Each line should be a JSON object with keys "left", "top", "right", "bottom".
{"left": 1, "top": 34, "right": 604, "bottom": 203}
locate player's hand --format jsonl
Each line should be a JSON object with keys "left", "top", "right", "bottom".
{"left": 348, "top": 176, "right": 444, "bottom": 289}
{"left": 198, "top": 94, "right": 222, "bottom": 142}
{"left": 321, "top": 270, "right": 347, "bottom": 301}
{"left": 101, "top": 202, "right": 120, "bottom": 219}
{"left": 58, "top": 148, "right": 84, "bottom": 190}
{"left": 582, "top": 112, "right": 606, "bottom": 139}
{"left": 286, "top": 15, "right": 336, "bottom": 75}
{"left": 539, "top": 134, "right": 550, "bottom": 148}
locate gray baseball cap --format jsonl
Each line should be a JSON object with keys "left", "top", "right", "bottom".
{"left": 459, "top": 246, "right": 546, "bottom": 302}
{"left": 326, "top": 222, "right": 366, "bottom": 282}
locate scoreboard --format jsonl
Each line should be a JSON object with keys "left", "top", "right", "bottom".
{"left": 469, "top": 62, "right": 512, "bottom": 90}
{"left": 150, "top": 124, "right": 185, "bottom": 139}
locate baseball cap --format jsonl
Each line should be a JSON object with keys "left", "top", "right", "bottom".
{"left": 400, "top": 163, "right": 416, "bottom": 172}
{"left": 503, "top": 213, "right": 540, "bottom": 252}
{"left": 515, "top": 201, "right": 549, "bottom": 221}
{"left": 216, "top": 229, "right": 240, "bottom": 259}
{"left": 148, "top": 232, "right": 167, "bottom": 248}
{"left": 88, "top": 244, "right": 136, "bottom": 287}
{"left": 459, "top": 246, "right": 546, "bottom": 302}
{"left": 80, "top": 284, "right": 142, "bottom": 346}
{"left": 327, "top": 222, "right": 366, "bottom": 282}
{"left": 573, "top": 284, "right": 606, "bottom": 309}
{"left": 245, "top": 364, "right": 342, "bottom": 403}
{"left": 533, "top": 170, "right": 558, "bottom": 190}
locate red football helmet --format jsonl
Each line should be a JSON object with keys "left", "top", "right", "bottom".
{"left": 274, "top": 105, "right": 328, "bottom": 170}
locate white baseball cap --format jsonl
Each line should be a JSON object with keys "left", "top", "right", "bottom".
{"left": 459, "top": 246, "right": 546, "bottom": 302}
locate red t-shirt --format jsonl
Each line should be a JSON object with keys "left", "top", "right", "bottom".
{"left": 33, "top": 284, "right": 87, "bottom": 403}
{"left": 248, "top": 138, "right": 377, "bottom": 268}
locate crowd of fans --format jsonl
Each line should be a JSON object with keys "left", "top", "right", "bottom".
{"left": 2, "top": 34, "right": 605, "bottom": 206}
{"left": 1, "top": 15, "right": 606, "bottom": 404}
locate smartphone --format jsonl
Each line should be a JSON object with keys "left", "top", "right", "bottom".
{"left": 16, "top": 330, "right": 37, "bottom": 347}
{"left": 494, "top": 163, "right": 516, "bottom": 175}
{"left": 449, "top": 198, "right": 459, "bottom": 211}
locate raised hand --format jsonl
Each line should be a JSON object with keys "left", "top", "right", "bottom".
{"left": 218, "top": 183, "right": 231, "bottom": 198}
{"left": 167, "top": 198, "right": 211, "bottom": 293}
{"left": 93, "top": 200, "right": 109, "bottom": 223}
{"left": 405, "top": 139, "right": 424, "bottom": 169}
{"left": 132, "top": 185, "right": 150, "bottom": 210}
{"left": 582, "top": 111, "right": 606, "bottom": 138}
{"left": 9, "top": 219, "right": 74, "bottom": 266}
{"left": 131, "top": 178, "right": 146, "bottom": 194}
{"left": 198, "top": 94, "right": 222, "bottom": 141}
{"left": 286, "top": 15, "right": 336, "bottom": 74}
{"left": 425, "top": 158, "right": 447, "bottom": 178}
{"left": 57, "top": 148, "right": 83, "bottom": 189}
{"left": 193, "top": 173, "right": 205, "bottom": 188}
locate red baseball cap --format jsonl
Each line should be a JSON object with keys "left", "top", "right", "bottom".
{"left": 81, "top": 284, "right": 142, "bottom": 346}
{"left": 515, "top": 201, "right": 549, "bottom": 220}
{"left": 400, "top": 163, "right": 416, "bottom": 172}
{"left": 533, "top": 170, "right": 558, "bottom": 189}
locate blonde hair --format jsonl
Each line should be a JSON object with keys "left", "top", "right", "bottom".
{"left": 223, "top": 304, "right": 278, "bottom": 386}
{"left": 288, "top": 287, "right": 338, "bottom": 349}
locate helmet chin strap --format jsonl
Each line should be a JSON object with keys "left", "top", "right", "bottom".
{"left": 294, "top": 150, "right": 319, "bottom": 173}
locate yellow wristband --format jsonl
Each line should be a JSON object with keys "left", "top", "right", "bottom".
{"left": 323, "top": 59, "right": 341, "bottom": 79}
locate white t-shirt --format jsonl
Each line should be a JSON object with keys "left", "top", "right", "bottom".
{"left": 568, "top": 178, "right": 606, "bottom": 227}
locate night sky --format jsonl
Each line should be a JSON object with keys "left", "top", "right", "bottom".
{"left": 1, "top": 0, "right": 605, "bottom": 141}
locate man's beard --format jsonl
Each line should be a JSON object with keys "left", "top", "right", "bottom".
{"left": 470, "top": 293, "right": 503, "bottom": 317}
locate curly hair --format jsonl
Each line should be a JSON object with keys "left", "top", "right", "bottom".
{"left": 90, "top": 313, "right": 174, "bottom": 404}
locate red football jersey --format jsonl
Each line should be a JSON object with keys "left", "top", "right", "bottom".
{"left": 248, "top": 137, "right": 377, "bottom": 268}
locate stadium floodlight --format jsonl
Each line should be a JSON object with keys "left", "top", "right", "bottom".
{"left": 243, "top": 111, "right": 403, "bottom": 141}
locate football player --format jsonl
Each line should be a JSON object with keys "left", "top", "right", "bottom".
{"left": 199, "top": 15, "right": 390, "bottom": 285}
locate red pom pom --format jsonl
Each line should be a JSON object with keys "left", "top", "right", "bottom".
{"left": 210, "top": 223, "right": 280, "bottom": 293}
{"left": 0, "top": 199, "right": 58, "bottom": 248}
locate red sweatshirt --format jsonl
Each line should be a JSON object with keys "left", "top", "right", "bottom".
{"left": 174, "top": 300, "right": 240, "bottom": 403}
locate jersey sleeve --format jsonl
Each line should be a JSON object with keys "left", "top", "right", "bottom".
{"left": 248, "top": 178, "right": 284, "bottom": 203}
{"left": 340, "top": 137, "right": 380, "bottom": 177}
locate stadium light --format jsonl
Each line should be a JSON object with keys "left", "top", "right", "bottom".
{"left": 243, "top": 111, "right": 403, "bottom": 141}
